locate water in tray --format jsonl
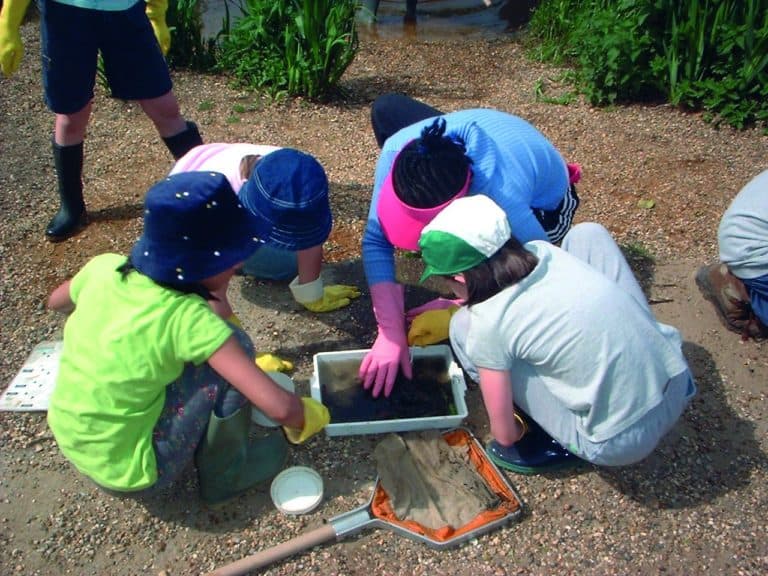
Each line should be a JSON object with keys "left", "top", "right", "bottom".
{"left": 318, "top": 356, "right": 455, "bottom": 423}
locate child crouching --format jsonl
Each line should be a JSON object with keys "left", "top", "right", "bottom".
{"left": 414, "top": 195, "right": 696, "bottom": 474}
{"left": 46, "top": 172, "right": 328, "bottom": 502}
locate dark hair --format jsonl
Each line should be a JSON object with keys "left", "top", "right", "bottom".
{"left": 392, "top": 118, "right": 472, "bottom": 208}
{"left": 116, "top": 258, "right": 217, "bottom": 302}
{"left": 239, "top": 154, "right": 262, "bottom": 180}
{"left": 459, "top": 237, "right": 539, "bottom": 306}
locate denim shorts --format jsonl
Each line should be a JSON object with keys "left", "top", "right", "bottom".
{"left": 742, "top": 273, "right": 768, "bottom": 325}
{"left": 39, "top": 0, "right": 172, "bottom": 114}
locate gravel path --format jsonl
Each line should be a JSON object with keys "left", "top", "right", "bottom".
{"left": 1, "top": 18, "right": 767, "bottom": 576}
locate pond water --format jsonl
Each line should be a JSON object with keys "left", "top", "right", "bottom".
{"left": 201, "top": 0, "right": 535, "bottom": 42}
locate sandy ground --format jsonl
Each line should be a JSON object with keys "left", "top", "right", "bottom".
{"left": 1, "top": 14, "right": 767, "bottom": 576}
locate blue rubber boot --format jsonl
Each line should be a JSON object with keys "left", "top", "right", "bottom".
{"left": 486, "top": 413, "right": 580, "bottom": 475}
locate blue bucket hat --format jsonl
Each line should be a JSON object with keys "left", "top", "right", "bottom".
{"left": 239, "top": 148, "right": 332, "bottom": 251}
{"left": 131, "top": 172, "right": 263, "bottom": 284}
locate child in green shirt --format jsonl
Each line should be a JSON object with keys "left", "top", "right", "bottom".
{"left": 47, "top": 171, "right": 328, "bottom": 503}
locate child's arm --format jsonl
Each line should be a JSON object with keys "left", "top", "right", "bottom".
{"left": 208, "top": 336, "right": 312, "bottom": 428}
{"left": 478, "top": 367, "right": 526, "bottom": 446}
{"left": 296, "top": 244, "right": 323, "bottom": 284}
{"left": 208, "top": 337, "right": 329, "bottom": 443}
{"left": 290, "top": 245, "right": 361, "bottom": 313}
{"left": 208, "top": 337, "right": 305, "bottom": 428}
{"left": 47, "top": 280, "right": 75, "bottom": 314}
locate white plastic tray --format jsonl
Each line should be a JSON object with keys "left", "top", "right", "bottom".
{"left": 311, "top": 345, "right": 467, "bottom": 436}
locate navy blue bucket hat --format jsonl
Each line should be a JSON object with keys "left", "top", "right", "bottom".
{"left": 239, "top": 148, "right": 332, "bottom": 251}
{"left": 131, "top": 172, "right": 263, "bottom": 284}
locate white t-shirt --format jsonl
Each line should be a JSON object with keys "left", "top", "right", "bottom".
{"left": 169, "top": 143, "right": 282, "bottom": 194}
{"left": 718, "top": 169, "right": 768, "bottom": 280}
{"left": 465, "top": 242, "right": 689, "bottom": 443}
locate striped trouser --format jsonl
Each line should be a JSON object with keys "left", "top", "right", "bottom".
{"left": 534, "top": 183, "right": 580, "bottom": 245}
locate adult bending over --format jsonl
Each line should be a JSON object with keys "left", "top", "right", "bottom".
{"left": 361, "top": 93, "right": 581, "bottom": 397}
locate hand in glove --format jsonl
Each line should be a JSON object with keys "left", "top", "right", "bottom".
{"left": 359, "top": 282, "right": 412, "bottom": 398}
{"left": 145, "top": 0, "right": 171, "bottom": 55}
{"left": 407, "top": 306, "right": 459, "bottom": 346}
{"left": 256, "top": 353, "right": 294, "bottom": 373}
{"left": 289, "top": 276, "right": 360, "bottom": 313}
{"left": 283, "top": 397, "right": 330, "bottom": 444}
{"left": 406, "top": 297, "right": 463, "bottom": 321}
{"left": 0, "top": 0, "right": 31, "bottom": 77}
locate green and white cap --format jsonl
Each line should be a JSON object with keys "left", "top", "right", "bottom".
{"left": 418, "top": 194, "right": 512, "bottom": 282}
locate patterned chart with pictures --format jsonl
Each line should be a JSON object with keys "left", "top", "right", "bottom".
{"left": 0, "top": 341, "right": 63, "bottom": 411}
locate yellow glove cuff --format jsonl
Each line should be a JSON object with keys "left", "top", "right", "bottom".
{"left": 0, "top": 0, "right": 32, "bottom": 28}
{"left": 513, "top": 412, "right": 528, "bottom": 437}
{"left": 283, "top": 397, "right": 330, "bottom": 444}
{"left": 226, "top": 313, "right": 243, "bottom": 328}
{"left": 289, "top": 275, "right": 324, "bottom": 304}
{"left": 144, "top": 0, "right": 168, "bottom": 18}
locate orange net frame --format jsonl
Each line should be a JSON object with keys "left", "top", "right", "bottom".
{"left": 370, "top": 428, "right": 521, "bottom": 542}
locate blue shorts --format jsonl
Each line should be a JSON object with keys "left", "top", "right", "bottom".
{"left": 241, "top": 244, "right": 299, "bottom": 280}
{"left": 39, "top": 0, "right": 172, "bottom": 114}
{"left": 743, "top": 273, "right": 768, "bottom": 325}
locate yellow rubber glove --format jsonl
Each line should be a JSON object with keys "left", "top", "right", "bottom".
{"left": 407, "top": 306, "right": 459, "bottom": 346}
{"left": 289, "top": 276, "right": 360, "bottom": 313}
{"left": 145, "top": 0, "right": 171, "bottom": 55}
{"left": 0, "top": 0, "right": 31, "bottom": 77}
{"left": 283, "top": 397, "right": 330, "bottom": 444}
{"left": 303, "top": 285, "right": 361, "bottom": 312}
{"left": 255, "top": 353, "right": 294, "bottom": 373}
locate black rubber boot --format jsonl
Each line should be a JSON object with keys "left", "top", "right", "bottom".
{"left": 162, "top": 121, "right": 203, "bottom": 160}
{"left": 405, "top": 0, "right": 417, "bottom": 22}
{"left": 46, "top": 140, "right": 88, "bottom": 241}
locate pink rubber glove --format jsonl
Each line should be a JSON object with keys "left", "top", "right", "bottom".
{"left": 406, "top": 297, "right": 464, "bottom": 323}
{"left": 567, "top": 162, "right": 582, "bottom": 184}
{"left": 359, "top": 282, "right": 412, "bottom": 398}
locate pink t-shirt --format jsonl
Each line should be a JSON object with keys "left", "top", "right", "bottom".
{"left": 169, "top": 143, "right": 281, "bottom": 194}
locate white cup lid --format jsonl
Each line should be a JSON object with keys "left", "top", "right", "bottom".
{"left": 252, "top": 372, "right": 296, "bottom": 427}
{"left": 270, "top": 466, "right": 324, "bottom": 515}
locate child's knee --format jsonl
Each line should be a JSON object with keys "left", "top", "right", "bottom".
{"left": 568, "top": 222, "right": 610, "bottom": 243}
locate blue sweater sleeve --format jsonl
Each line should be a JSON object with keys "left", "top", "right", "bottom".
{"left": 363, "top": 149, "right": 399, "bottom": 286}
